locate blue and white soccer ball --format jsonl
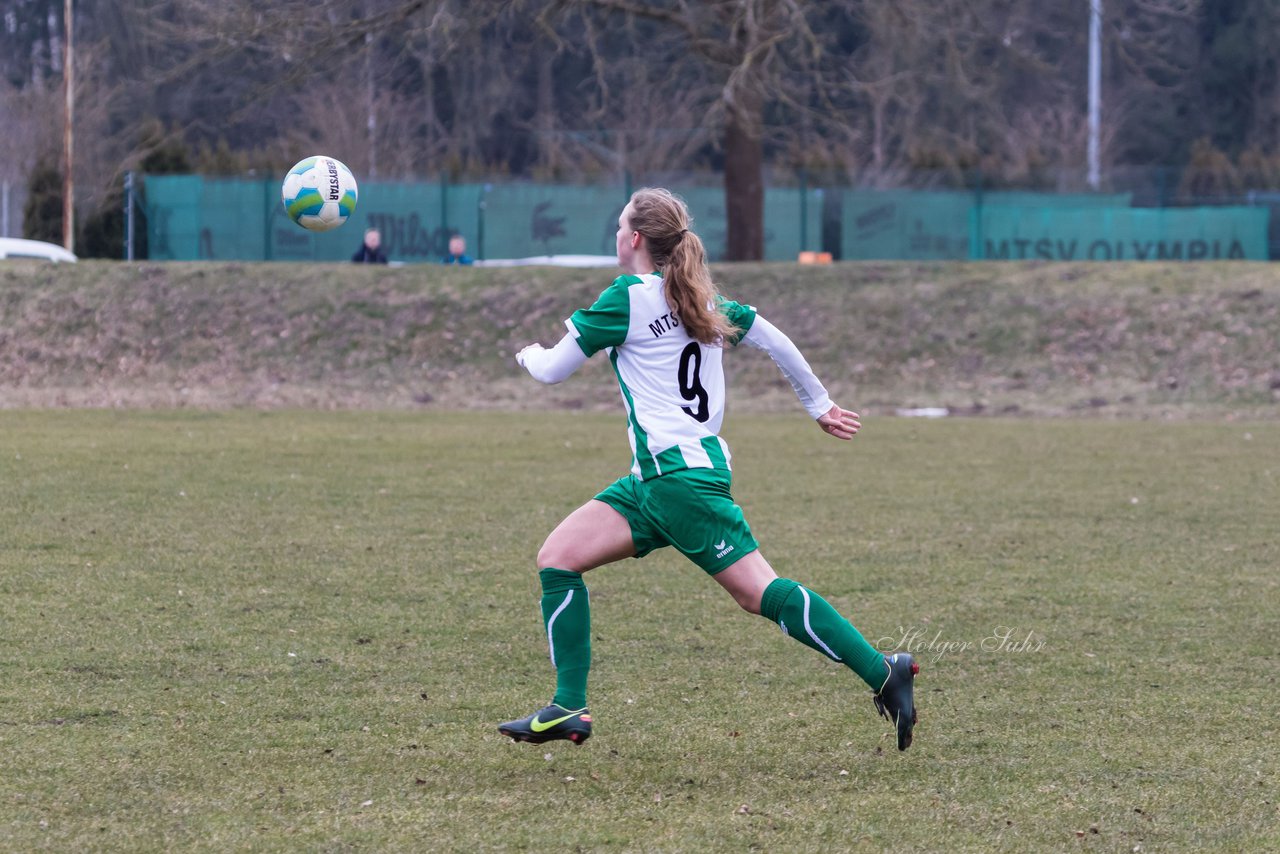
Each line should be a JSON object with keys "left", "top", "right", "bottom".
{"left": 281, "top": 155, "right": 358, "bottom": 232}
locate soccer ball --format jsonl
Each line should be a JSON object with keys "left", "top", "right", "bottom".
{"left": 281, "top": 155, "right": 358, "bottom": 232}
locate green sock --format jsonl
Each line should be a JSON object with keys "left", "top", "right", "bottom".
{"left": 760, "top": 578, "right": 888, "bottom": 691}
{"left": 539, "top": 567, "right": 591, "bottom": 710}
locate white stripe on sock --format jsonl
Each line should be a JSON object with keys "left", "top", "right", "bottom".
{"left": 545, "top": 589, "right": 574, "bottom": 667}
{"left": 799, "top": 587, "right": 841, "bottom": 661}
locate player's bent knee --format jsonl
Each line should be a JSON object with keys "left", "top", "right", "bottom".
{"left": 536, "top": 539, "right": 579, "bottom": 573}
{"left": 535, "top": 543, "right": 559, "bottom": 571}
{"left": 714, "top": 554, "right": 772, "bottom": 615}
{"left": 733, "top": 589, "right": 762, "bottom": 615}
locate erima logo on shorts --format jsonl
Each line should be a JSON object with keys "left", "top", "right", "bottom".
{"left": 715, "top": 539, "right": 734, "bottom": 559}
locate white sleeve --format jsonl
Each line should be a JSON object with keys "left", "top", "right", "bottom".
{"left": 516, "top": 333, "right": 589, "bottom": 384}
{"left": 741, "top": 315, "right": 833, "bottom": 419}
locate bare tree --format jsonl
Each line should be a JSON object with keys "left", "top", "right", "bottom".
{"left": 536, "top": 0, "right": 839, "bottom": 260}
{"left": 0, "top": 79, "right": 62, "bottom": 191}
{"left": 8, "top": 0, "right": 1269, "bottom": 257}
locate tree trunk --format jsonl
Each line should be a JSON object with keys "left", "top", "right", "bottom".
{"left": 723, "top": 92, "right": 765, "bottom": 261}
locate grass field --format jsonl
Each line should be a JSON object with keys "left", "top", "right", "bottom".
{"left": 1, "top": 410, "right": 1276, "bottom": 851}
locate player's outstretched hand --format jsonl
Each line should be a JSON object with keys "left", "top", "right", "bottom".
{"left": 818, "top": 404, "right": 861, "bottom": 440}
{"left": 515, "top": 343, "right": 544, "bottom": 368}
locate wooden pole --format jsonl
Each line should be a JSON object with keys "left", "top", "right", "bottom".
{"left": 62, "top": 0, "right": 75, "bottom": 251}
{"left": 1088, "top": 0, "right": 1102, "bottom": 190}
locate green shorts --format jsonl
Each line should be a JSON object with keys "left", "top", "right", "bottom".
{"left": 594, "top": 468, "right": 759, "bottom": 575}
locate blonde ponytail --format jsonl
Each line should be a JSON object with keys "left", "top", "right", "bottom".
{"left": 627, "top": 188, "right": 739, "bottom": 345}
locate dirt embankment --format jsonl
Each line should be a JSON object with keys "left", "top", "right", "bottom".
{"left": 2, "top": 260, "right": 1278, "bottom": 417}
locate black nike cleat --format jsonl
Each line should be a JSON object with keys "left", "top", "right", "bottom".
{"left": 873, "top": 652, "right": 919, "bottom": 751}
{"left": 498, "top": 703, "right": 592, "bottom": 745}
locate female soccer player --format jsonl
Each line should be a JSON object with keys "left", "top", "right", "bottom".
{"left": 498, "top": 188, "right": 918, "bottom": 751}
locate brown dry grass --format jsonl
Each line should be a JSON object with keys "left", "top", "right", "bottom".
{"left": 1, "top": 259, "right": 1277, "bottom": 417}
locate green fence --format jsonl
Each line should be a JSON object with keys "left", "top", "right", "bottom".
{"left": 841, "top": 189, "right": 1270, "bottom": 261}
{"left": 142, "top": 176, "right": 1271, "bottom": 263}
{"left": 977, "top": 205, "right": 1268, "bottom": 260}
{"left": 142, "top": 176, "right": 823, "bottom": 263}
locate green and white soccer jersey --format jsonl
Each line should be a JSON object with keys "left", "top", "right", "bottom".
{"left": 566, "top": 274, "right": 757, "bottom": 480}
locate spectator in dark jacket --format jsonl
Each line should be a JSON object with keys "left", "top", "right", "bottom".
{"left": 352, "top": 228, "right": 389, "bottom": 264}
{"left": 441, "top": 234, "right": 474, "bottom": 265}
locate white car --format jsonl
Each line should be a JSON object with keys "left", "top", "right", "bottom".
{"left": 0, "top": 237, "right": 78, "bottom": 263}
{"left": 474, "top": 254, "right": 618, "bottom": 268}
